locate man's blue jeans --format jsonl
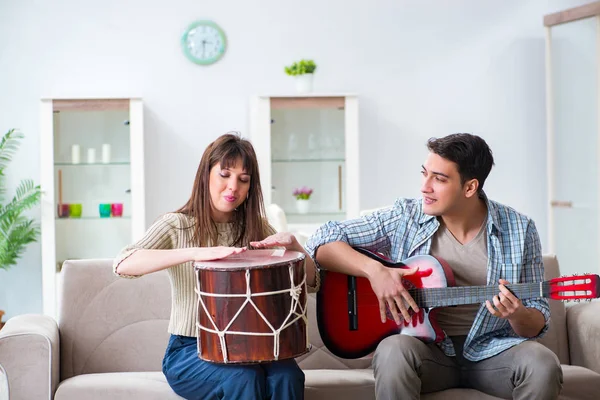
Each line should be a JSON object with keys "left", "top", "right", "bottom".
{"left": 162, "top": 335, "right": 305, "bottom": 399}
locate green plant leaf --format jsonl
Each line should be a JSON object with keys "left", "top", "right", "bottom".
{"left": 0, "top": 129, "right": 24, "bottom": 202}
{"left": 0, "top": 218, "right": 39, "bottom": 270}
{"left": 284, "top": 59, "right": 317, "bottom": 76}
{"left": 0, "top": 130, "right": 41, "bottom": 270}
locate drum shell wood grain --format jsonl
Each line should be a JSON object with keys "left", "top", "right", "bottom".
{"left": 195, "top": 256, "right": 307, "bottom": 364}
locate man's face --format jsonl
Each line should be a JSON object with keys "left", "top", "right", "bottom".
{"left": 420, "top": 152, "right": 465, "bottom": 216}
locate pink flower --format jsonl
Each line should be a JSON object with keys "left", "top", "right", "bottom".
{"left": 293, "top": 186, "right": 313, "bottom": 200}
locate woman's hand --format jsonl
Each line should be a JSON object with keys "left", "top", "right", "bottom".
{"left": 250, "top": 232, "right": 318, "bottom": 289}
{"left": 191, "top": 246, "right": 247, "bottom": 261}
{"left": 250, "top": 232, "right": 301, "bottom": 252}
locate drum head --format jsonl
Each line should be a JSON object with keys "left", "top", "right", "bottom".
{"left": 194, "top": 249, "right": 305, "bottom": 271}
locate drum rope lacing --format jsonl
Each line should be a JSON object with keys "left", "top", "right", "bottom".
{"left": 195, "top": 265, "right": 308, "bottom": 362}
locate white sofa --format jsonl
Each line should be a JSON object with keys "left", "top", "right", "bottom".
{"left": 1, "top": 255, "right": 600, "bottom": 399}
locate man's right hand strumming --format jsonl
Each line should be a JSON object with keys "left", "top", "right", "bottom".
{"left": 366, "top": 262, "right": 420, "bottom": 325}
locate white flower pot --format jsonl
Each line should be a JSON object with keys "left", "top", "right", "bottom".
{"left": 295, "top": 74, "right": 314, "bottom": 93}
{"left": 295, "top": 199, "right": 311, "bottom": 214}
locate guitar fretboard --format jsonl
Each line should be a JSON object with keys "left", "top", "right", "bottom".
{"left": 408, "top": 282, "right": 551, "bottom": 308}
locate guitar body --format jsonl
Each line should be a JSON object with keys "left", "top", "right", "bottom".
{"left": 316, "top": 250, "right": 456, "bottom": 359}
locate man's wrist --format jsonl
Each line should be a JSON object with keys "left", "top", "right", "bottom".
{"left": 508, "top": 306, "right": 530, "bottom": 324}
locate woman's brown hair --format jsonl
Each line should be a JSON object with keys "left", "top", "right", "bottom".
{"left": 176, "top": 132, "right": 271, "bottom": 247}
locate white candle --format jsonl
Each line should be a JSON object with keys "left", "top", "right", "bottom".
{"left": 87, "top": 148, "right": 96, "bottom": 163}
{"left": 71, "top": 144, "right": 80, "bottom": 164}
{"left": 102, "top": 144, "right": 111, "bottom": 164}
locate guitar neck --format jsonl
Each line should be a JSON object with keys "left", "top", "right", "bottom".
{"left": 409, "top": 282, "right": 551, "bottom": 308}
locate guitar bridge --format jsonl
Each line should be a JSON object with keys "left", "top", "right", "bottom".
{"left": 348, "top": 276, "right": 358, "bottom": 331}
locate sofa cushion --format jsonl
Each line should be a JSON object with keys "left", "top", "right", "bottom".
{"left": 422, "top": 388, "right": 503, "bottom": 399}
{"left": 55, "top": 372, "right": 183, "bottom": 400}
{"left": 560, "top": 365, "right": 600, "bottom": 400}
{"left": 52, "top": 365, "right": 600, "bottom": 400}
{"left": 59, "top": 260, "right": 171, "bottom": 380}
{"left": 305, "top": 370, "right": 504, "bottom": 400}
{"left": 304, "top": 369, "right": 375, "bottom": 400}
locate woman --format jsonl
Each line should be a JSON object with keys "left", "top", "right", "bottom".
{"left": 113, "top": 132, "right": 318, "bottom": 400}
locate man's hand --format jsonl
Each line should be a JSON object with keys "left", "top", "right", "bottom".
{"left": 367, "top": 264, "right": 420, "bottom": 325}
{"left": 484, "top": 279, "right": 527, "bottom": 320}
{"left": 485, "top": 278, "right": 545, "bottom": 337}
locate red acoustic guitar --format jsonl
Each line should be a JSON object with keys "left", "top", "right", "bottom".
{"left": 316, "top": 248, "right": 600, "bottom": 359}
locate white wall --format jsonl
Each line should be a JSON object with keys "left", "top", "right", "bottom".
{"left": 0, "top": 0, "right": 592, "bottom": 318}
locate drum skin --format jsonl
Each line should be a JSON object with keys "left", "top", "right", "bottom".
{"left": 195, "top": 250, "right": 308, "bottom": 364}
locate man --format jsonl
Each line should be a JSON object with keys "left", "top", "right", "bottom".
{"left": 305, "top": 133, "right": 562, "bottom": 399}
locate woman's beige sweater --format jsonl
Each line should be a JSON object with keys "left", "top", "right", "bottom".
{"left": 113, "top": 212, "right": 317, "bottom": 337}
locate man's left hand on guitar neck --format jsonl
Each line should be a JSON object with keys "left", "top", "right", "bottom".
{"left": 484, "top": 279, "right": 546, "bottom": 338}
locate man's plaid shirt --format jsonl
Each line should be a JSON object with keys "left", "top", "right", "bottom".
{"left": 305, "top": 194, "right": 550, "bottom": 361}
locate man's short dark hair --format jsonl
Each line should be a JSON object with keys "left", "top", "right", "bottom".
{"left": 426, "top": 133, "right": 494, "bottom": 194}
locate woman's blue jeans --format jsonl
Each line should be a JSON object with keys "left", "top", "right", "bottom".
{"left": 162, "top": 334, "right": 305, "bottom": 400}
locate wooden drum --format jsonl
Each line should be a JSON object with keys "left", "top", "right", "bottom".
{"left": 194, "top": 249, "right": 309, "bottom": 364}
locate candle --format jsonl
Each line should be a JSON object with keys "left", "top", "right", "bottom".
{"left": 71, "top": 144, "right": 80, "bottom": 164}
{"left": 102, "top": 144, "right": 111, "bottom": 164}
{"left": 87, "top": 148, "right": 96, "bottom": 163}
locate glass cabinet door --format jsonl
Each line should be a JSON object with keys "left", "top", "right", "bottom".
{"left": 53, "top": 107, "right": 133, "bottom": 263}
{"left": 271, "top": 106, "right": 346, "bottom": 224}
{"left": 250, "top": 95, "right": 359, "bottom": 234}
{"left": 547, "top": 17, "right": 599, "bottom": 276}
{"left": 40, "top": 98, "right": 145, "bottom": 318}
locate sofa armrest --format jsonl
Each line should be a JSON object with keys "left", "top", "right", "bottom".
{"left": 566, "top": 301, "right": 600, "bottom": 374}
{"left": 0, "top": 314, "right": 59, "bottom": 400}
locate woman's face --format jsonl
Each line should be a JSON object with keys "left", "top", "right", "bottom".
{"left": 208, "top": 158, "right": 251, "bottom": 222}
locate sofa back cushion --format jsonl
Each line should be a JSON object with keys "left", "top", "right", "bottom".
{"left": 298, "top": 294, "right": 373, "bottom": 370}
{"left": 59, "top": 259, "right": 171, "bottom": 380}
{"left": 537, "top": 254, "right": 570, "bottom": 364}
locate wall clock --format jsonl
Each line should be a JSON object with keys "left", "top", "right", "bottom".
{"left": 181, "top": 20, "right": 227, "bottom": 65}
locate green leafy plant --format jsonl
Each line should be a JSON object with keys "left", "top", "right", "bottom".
{"left": 0, "top": 129, "right": 42, "bottom": 270}
{"left": 284, "top": 59, "right": 317, "bottom": 76}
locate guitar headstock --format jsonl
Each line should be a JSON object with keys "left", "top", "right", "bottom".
{"left": 548, "top": 274, "right": 600, "bottom": 301}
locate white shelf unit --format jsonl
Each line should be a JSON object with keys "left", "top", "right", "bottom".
{"left": 40, "top": 98, "right": 146, "bottom": 318}
{"left": 249, "top": 94, "right": 360, "bottom": 237}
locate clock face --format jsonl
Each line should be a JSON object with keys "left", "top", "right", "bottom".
{"left": 181, "top": 21, "right": 227, "bottom": 65}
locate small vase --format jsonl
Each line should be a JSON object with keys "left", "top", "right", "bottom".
{"left": 295, "top": 74, "right": 314, "bottom": 93}
{"left": 296, "top": 199, "right": 311, "bottom": 214}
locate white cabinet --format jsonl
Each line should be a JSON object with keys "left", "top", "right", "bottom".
{"left": 40, "top": 98, "right": 146, "bottom": 318}
{"left": 250, "top": 94, "right": 359, "bottom": 236}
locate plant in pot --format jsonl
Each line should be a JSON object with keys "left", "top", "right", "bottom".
{"left": 293, "top": 186, "right": 313, "bottom": 214}
{"left": 0, "top": 129, "right": 42, "bottom": 329}
{"left": 284, "top": 59, "right": 317, "bottom": 93}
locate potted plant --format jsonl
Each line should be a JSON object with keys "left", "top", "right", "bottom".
{"left": 284, "top": 59, "right": 317, "bottom": 93}
{"left": 0, "top": 129, "right": 42, "bottom": 328}
{"left": 293, "top": 186, "right": 313, "bottom": 214}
